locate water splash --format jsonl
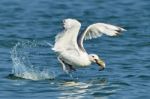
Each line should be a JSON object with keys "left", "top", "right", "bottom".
{"left": 10, "top": 40, "right": 55, "bottom": 80}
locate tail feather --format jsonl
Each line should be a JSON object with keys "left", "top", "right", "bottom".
{"left": 44, "top": 41, "right": 54, "bottom": 48}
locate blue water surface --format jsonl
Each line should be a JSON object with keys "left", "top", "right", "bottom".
{"left": 0, "top": 0, "right": 150, "bottom": 99}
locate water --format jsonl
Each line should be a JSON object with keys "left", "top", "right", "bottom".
{"left": 0, "top": 0, "right": 150, "bottom": 99}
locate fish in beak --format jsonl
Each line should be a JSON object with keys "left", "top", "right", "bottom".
{"left": 95, "top": 59, "right": 105, "bottom": 71}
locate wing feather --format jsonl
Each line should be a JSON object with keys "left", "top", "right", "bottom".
{"left": 52, "top": 19, "right": 81, "bottom": 55}
{"left": 77, "top": 23, "right": 126, "bottom": 51}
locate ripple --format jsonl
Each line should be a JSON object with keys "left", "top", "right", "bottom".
{"left": 111, "top": 81, "right": 131, "bottom": 87}
{"left": 92, "top": 92, "right": 115, "bottom": 97}
{"left": 6, "top": 74, "right": 26, "bottom": 80}
{"left": 124, "top": 74, "right": 135, "bottom": 78}
{"left": 137, "top": 75, "right": 150, "bottom": 80}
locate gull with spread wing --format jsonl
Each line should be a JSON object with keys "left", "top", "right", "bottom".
{"left": 52, "top": 19, "right": 126, "bottom": 73}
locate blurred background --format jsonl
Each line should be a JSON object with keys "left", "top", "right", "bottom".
{"left": 0, "top": 0, "right": 149, "bottom": 99}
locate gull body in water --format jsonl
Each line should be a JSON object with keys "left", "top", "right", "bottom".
{"left": 52, "top": 19, "right": 126, "bottom": 73}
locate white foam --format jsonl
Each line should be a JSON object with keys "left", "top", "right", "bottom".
{"left": 11, "top": 41, "right": 55, "bottom": 80}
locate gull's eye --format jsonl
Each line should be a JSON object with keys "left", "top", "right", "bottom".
{"left": 92, "top": 56, "right": 94, "bottom": 58}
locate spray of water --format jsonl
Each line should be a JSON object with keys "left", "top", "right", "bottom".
{"left": 10, "top": 40, "right": 55, "bottom": 80}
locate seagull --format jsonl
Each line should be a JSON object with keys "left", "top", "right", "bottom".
{"left": 52, "top": 18, "right": 126, "bottom": 73}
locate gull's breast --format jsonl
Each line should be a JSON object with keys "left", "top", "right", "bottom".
{"left": 60, "top": 52, "right": 91, "bottom": 67}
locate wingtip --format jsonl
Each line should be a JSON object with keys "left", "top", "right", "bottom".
{"left": 115, "top": 28, "right": 126, "bottom": 36}
{"left": 116, "top": 28, "right": 127, "bottom": 33}
{"left": 121, "top": 28, "right": 127, "bottom": 31}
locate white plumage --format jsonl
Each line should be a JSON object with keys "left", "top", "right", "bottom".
{"left": 52, "top": 18, "right": 126, "bottom": 73}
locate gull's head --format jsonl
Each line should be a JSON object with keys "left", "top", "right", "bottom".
{"left": 89, "top": 54, "right": 105, "bottom": 71}
{"left": 63, "top": 18, "right": 81, "bottom": 29}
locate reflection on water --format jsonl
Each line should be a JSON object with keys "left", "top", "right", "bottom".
{"left": 57, "top": 78, "right": 118, "bottom": 99}
{"left": 60, "top": 81, "right": 91, "bottom": 99}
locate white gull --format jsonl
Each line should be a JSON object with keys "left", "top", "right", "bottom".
{"left": 52, "top": 18, "right": 126, "bottom": 73}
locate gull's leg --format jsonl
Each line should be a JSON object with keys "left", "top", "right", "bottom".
{"left": 68, "top": 64, "right": 76, "bottom": 71}
{"left": 57, "top": 56, "right": 69, "bottom": 73}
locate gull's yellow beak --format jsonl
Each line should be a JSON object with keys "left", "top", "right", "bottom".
{"left": 95, "top": 59, "right": 105, "bottom": 71}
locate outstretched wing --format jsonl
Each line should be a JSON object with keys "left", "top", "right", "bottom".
{"left": 77, "top": 23, "right": 126, "bottom": 51}
{"left": 52, "top": 19, "right": 81, "bottom": 55}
